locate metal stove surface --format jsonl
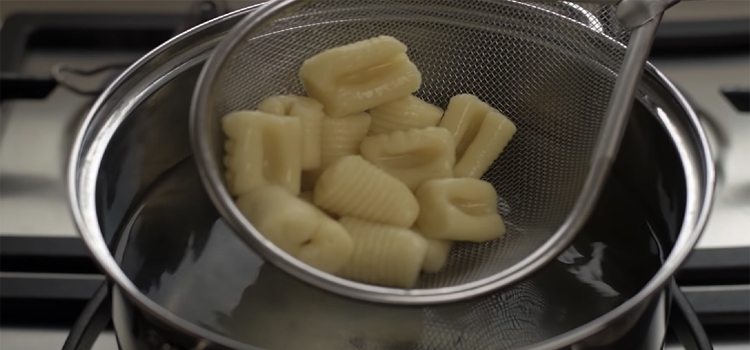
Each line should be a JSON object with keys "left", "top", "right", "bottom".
{"left": 1, "top": 55, "right": 141, "bottom": 238}
{"left": 652, "top": 54, "right": 750, "bottom": 250}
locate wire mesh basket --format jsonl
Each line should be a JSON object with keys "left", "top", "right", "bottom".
{"left": 191, "top": 0, "right": 676, "bottom": 304}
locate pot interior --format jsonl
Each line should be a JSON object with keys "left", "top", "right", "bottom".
{"left": 100, "top": 62, "right": 688, "bottom": 350}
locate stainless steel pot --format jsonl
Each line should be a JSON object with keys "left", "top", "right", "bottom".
{"left": 67, "top": 5, "right": 715, "bottom": 350}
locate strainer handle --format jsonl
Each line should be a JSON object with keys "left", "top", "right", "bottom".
{"left": 551, "top": 0, "right": 680, "bottom": 272}
{"left": 592, "top": 6, "right": 666, "bottom": 166}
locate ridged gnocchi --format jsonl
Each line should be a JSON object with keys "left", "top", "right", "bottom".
{"left": 236, "top": 186, "right": 353, "bottom": 274}
{"left": 439, "top": 94, "right": 517, "bottom": 178}
{"left": 299, "top": 36, "right": 422, "bottom": 117}
{"left": 314, "top": 155, "right": 419, "bottom": 228}
{"left": 415, "top": 178, "right": 506, "bottom": 242}
{"left": 258, "top": 94, "right": 325, "bottom": 170}
{"left": 219, "top": 36, "right": 518, "bottom": 289}
{"left": 360, "top": 127, "right": 455, "bottom": 191}
{"left": 320, "top": 112, "right": 372, "bottom": 169}
{"left": 338, "top": 217, "right": 428, "bottom": 288}
{"left": 222, "top": 111, "right": 302, "bottom": 196}
{"left": 368, "top": 95, "right": 443, "bottom": 135}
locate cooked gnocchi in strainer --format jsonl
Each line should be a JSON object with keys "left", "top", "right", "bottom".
{"left": 440, "top": 94, "right": 517, "bottom": 178}
{"left": 258, "top": 94, "right": 325, "bottom": 171}
{"left": 360, "top": 126, "right": 455, "bottom": 191}
{"left": 236, "top": 186, "right": 353, "bottom": 274}
{"left": 421, "top": 238, "right": 453, "bottom": 274}
{"left": 368, "top": 94, "right": 444, "bottom": 135}
{"left": 221, "top": 111, "right": 302, "bottom": 196}
{"left": 415, "top": 178, "right": 506, "bottom": 242}
{"left": 337, "top": 217, "right": 428, "bottom": 288}
{"left": 219, "top": 36, "right": 516, "bottom": 287}
{"left": 314, "top": 155, "right": 419, "bottom": 228}
{"left": 319, "top": 112, "right": 371, "bottom": 169}
{"left": 299, "top": 35, "right": 422, "bottom": 117}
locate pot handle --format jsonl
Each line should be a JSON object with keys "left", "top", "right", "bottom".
{"left": 62, "top": 281, "right": 112, "bottom": 350}
{"left": 669, "top": 280, "right": 714, "bottom": 350}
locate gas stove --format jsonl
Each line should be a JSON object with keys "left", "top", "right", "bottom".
{"left": 0, "top": 1, "right": 748, "bottom": 349}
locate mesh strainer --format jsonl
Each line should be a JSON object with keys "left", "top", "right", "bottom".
{"left": 190, "top": 0, "right": 679, "bottom": 304}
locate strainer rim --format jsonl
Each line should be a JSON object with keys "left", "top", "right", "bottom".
{"left": 191, "top": 0, "right": 646, "bottom": 305}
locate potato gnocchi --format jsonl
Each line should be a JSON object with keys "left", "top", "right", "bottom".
{"left": 415, "top": 178, "right": 506, "bottom": 242}
{"left": 320, "top": 112, "right": 371, "bottom": 169}
{"left": 422, "top": 238, "right": 453, "bottom": 273}
{"left": 300, "top": 36, "right": 422, "bottom": 117}
{"left": 236, "top": 186, "right": 353, "bottom": 274}
{"left": 219, "top": 36, "right": 517, "bottom": 289}
{"left": 439, "top": 94, "right": 517, "bottom": 178}
{"left": 368, "top": 95, "right": 443, "bottom": 135}
{"left": 338, "top": 217, "right": 428, "bottom": 288}
{"left": 258, "top": 94, "right": 325, "bottom": 170}
{"left": 299, "top": 191, "right": 314, "bottom": 203}
{"left": 222, "top": 111, "right": 302, "bottom": 196}
{"left": 360, "top": 127, "right": 455, "bottom": 191}
{"left": 314, "top": 155, "right": 419, "bottom": 228}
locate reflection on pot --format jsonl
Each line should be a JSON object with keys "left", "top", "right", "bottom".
{"left": 117, "top": 157, "right": 663, "bottom": 350}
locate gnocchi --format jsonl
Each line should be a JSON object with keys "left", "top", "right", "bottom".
{"left": 338, "top": 217, "right": 428, "bottom": 288}
{"left": 439, "top": 94, "right": 517, "bottom": 178}
{"left": 360, "top": 127, "right": 455, "bottom": 191}
{"left": 222, "top": 111, "right": 302, "bottom": 196}
{"left": 220, "top": 36, "right": 518, "bottom": 289}
{"left": 299, "top": 36, "right": 422, "bottom": 117}
{"left": 415, "top": 178, "right": 506, "bottom": 242}
{"left": 300, "top": 171, "right": 319, "bottom": 193}
{"left": 422, "top": 238, "right": 453, "bottom": 273}
{"left": 299, "top": 191, "right": 314, "bottom": 203}
{"left": 258, "top": 94, "right": 325, "bottom": 170}
{"left": 368, "top": 95, "right": 444, "bottom": 135}
{"left": 236, "top": 186, "right": 353, "bottom": 274}
{"left": 314, "top": 155, "right": 419, "bottom": 228}
{"left": 320, "top": 112, "right": 372, "bottom": 169}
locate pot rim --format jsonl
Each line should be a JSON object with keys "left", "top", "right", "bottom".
{"left": 67, "top": 4, "right": 715, "bottom": 350}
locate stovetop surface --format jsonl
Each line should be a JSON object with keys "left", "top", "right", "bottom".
{"left": 651, "top": 54, "right": 750, "bottom": 250}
